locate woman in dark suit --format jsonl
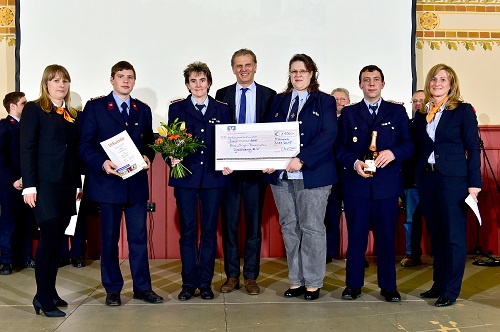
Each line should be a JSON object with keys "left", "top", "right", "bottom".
{"left": 21, "top": 64, "right": 82, "bottom": 317}
{"left": 264, "top": 54, "right": 337, "bottom": 300}
{"left": 414, "top": 63, "right": 481, "bottom": 307}
{"left": 167, "top": 62, "right": 230, "bottom": 301}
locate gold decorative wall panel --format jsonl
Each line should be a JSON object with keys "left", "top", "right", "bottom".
{"left": 417, "top": 0, "right": 500, "bottom": 50}
{"left": 0, "top": 0, "right": 15, "bottom": 46}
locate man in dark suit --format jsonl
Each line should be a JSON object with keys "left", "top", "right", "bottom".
{"left": 215, "top": 49, "right": 276, "bottom": 295}
{"left": 335, "top": 65, "right": 413, "bottom": 302}
{"left": 79, "top": 61, "right": 163, "bottom": 306}
{"left": 0, "top": 92, "right": 34, "bottom": 275}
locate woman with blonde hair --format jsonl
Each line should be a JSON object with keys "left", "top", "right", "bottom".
{"left": 414, "top": 63, "right": 481, "bottom": 307}
{"left": 21, "top": 64, "right": 82, "bottom": 317}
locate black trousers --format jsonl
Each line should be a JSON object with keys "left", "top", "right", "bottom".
{"left": 35, "top": 217, "right": 69, "bottom": 310}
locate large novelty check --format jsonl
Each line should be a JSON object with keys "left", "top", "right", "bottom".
{"left": 215, "top": 122, "right": 300, "bottom": 170}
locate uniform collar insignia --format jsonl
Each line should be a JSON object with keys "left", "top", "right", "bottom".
{"left": 132, "top": 102, "right": 138, "bottom": 111}
{"left": 107, "top": 102, "right": 114, "bottom": 110}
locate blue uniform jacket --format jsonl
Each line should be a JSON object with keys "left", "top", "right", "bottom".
{"left": 413, "top": 102, "right": 481, "bottom": 188}
{"left": 167, "top": 95, "right": 231, "bottom": 189}
{"left": 264, "top": 91, "right": 338, "bottom": 189}
{"left": 79, "top": 92, "right": 155, "bottom": 204}
{"left": 335, "top": 99, "right": 413, "bottom": 199}
{"left": 0, "top": 115, "right": 21, "bottom": 186}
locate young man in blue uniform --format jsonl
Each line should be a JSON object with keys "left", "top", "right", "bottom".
{"left": 79, "top": 61, "right": 163, "bottom": 306}
{"left": 335, "top": 65, "right": 413, "bottom": 302}
{"left": 0, "top": 92, "right": 35, "bottom": 275}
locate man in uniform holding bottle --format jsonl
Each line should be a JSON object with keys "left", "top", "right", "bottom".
{"left": 335, "top": 65, "right": 413, "bottom": 302}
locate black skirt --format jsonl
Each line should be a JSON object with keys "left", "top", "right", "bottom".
{"left": 32, "top": 180, "right": 76, "bottom": 224}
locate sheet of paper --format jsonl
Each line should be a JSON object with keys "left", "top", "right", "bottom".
{"left": 465, "top": 194, "right": 482, "bottom": 226}
{"left": 100, "top": 130, "right": 146, "bottom": 180}
{"left": 65, "top": 175, "right": 84, "bottom": 236}
{"left": 215, "top": 122, "right": 300, "bottom": 170}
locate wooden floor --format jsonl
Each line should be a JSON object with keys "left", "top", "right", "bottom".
{"left": 1, "top": 256, "right": 499, "bottom": 331}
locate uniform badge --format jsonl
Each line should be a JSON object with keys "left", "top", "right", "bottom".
{"left": 132, "top": 102, "right": 139, "bottom": 111}
{"left": 353, "top": 137, "right": 358, "bottom": 142}
{"left": 107, "top": 102, "right": 114, "bottom": 111}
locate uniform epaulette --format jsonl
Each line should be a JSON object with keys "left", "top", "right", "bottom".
{"left": 215, "top": 100, "right": 228, "bottom": 105}
{"left": 135, "top": 98, "right": 149, "bottom": 106}
{"left": 90, "top": 95, "right": 106, "bottom": 100}
{"left": 170, "top": 98, "right": 184, "bottom": 104}
{"left": 386, "top": 100, "right": 404, "bottom": 106}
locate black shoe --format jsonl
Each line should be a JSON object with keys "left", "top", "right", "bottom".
{"left": 326, "top": 256, "right": 333, "bottom": 264}
{"left": 341, "top": 287, "right": 361, "bottom": 300}
{"left": 199, "top": 286, "right": 214, "bottom": 300}
{"left": 178, "top": 286, "right": 196, "bottom": 301}
{"left": 0, "top": 264, "right": 12, "bottom": 275}
{"left": 133, "top": 290, "right": 164, "bottom": 303}
{"left": 24, "top": 260, "right": 36, "bottom": 269}
{"left": 435, "top": 296, "right": 455, "bottom": 307}
{"left": 284, "top": 286, "right": 306, "bottom": 298}
{"left": 71, "top": 256, "right": 85, "bottom": 268}
{"left": 105, "top": 292, "right": 121, "bottom": 306}
{"left": 53, "top": 295, "right": 68, "bottom": 307}
{"left": 304, "top": 288, "right": 320, "bottom": 301}
{"left": 364, "top": 259, "right": 369, "bottom": 268}
{"left": 33, "top": 297, "right": 65, "bottom": 317}
{"left": 380, "top": 289, "right": 401, "bottom": 302}
{"left": 58, "top": 258, "right": 70, "bottom": 268}
{"left": 420, "top": 289, "right": 440, "bottom": 299}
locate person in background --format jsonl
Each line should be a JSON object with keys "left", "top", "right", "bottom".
{"left": 400, "top": 90, "right": 425, "bottom": 267}
{"left": 215, "top": 49, "right": 276, "bottom": 295}
{"left": 168, "top": 61, "right": 231, "bottom": 301}
{"left": 324, "top": 87, "right": 349, "bottom": 263}
{"left": 0, "top": 92, "right": 35, "bottom": 275}
{"left": 335, "top": 65, "right": 412, "bottom": 302}
{"left": 264, "top": 54, "right": 337, "bottom": 301}
{"left": 59, "top": 177, "right": 89, "bottom": 269}
{"left": 414, "top": 64, "right": 481, "bottom": 307}
{"left": 79, "top": 61, "right": 163, "bottom": 306}
{"left": 21, "top": 65, "right": 82, "bottom": 317}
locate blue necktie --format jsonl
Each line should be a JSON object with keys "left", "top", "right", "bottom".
{"left": 238, "top": 88, "right": 249, "bottom": 124}
{"left": 195, "top": 104, "right": 205, "bottom": 115}
{"left": 369, "top": 104, "right": 378, "bottom": 120}
{"left": 287, "top": 96, "right": 299, "bottom": 121}
{"left": 121, "top": 102, "right": 129, "bottom": 123}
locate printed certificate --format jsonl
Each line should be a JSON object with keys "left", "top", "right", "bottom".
{"left": 100, "top": 130, "right": 146, "bottom": 180}
{"left": 215, "top": 122, "right": 300, "bottom": 170}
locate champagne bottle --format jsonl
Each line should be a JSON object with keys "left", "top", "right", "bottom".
{"left": 363, "top": 131, "right": 378, "bottom": 175}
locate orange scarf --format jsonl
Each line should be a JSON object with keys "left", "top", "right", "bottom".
{"left": 426, "top": 98, "right": 447, "bottom": 123}
{"left": 56, "top": 107, "right": 74, "bottom": 123}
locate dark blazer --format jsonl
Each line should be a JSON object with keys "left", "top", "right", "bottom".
{"left": 335, "top": 99, "right": 413, "bottom": 199}
{"left": 20, "top": 102, "right": 81, "bottom": 189}
{"left": 79, "top": 92, "right": 155, "bottom": 204}
{"left": 0, "top": 115, "right": 21, "bottom": 186}
{"left": 264, "top": 91, "right": 338, "bottom": 189}
{"left": 414, "top": 102, "right": 481, "bottom": 187}
{"left": 167, "top": 95, "right": 231, "bottom": 189}
{"left": 215, "top": 82, "right": 276, "bottom": 123}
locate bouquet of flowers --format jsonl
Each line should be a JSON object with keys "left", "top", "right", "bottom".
{"left": 149, "top": 118, "right": 205, "bottom": 178}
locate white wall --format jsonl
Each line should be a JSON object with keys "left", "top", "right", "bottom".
{"left": 19, "top": 0, "right": 413, "bottom": 129}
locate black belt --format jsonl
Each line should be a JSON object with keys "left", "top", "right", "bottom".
{"left": 425, "top": 163, "right": 436, "bottom": 172}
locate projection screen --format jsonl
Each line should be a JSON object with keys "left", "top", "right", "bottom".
{"left": 19, "top": 0, "right": 413, "bottom": 129}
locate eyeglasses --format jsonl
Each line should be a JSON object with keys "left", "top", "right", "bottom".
{"left": 289, "top": 70, "right": 310, "bottom": 75}
{"left": 411, "top": 99, "right": 424, "bottom": 104}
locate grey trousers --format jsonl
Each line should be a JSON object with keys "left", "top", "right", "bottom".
{"left": 271, "top": 179, "right": 331, "bottom": 288}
